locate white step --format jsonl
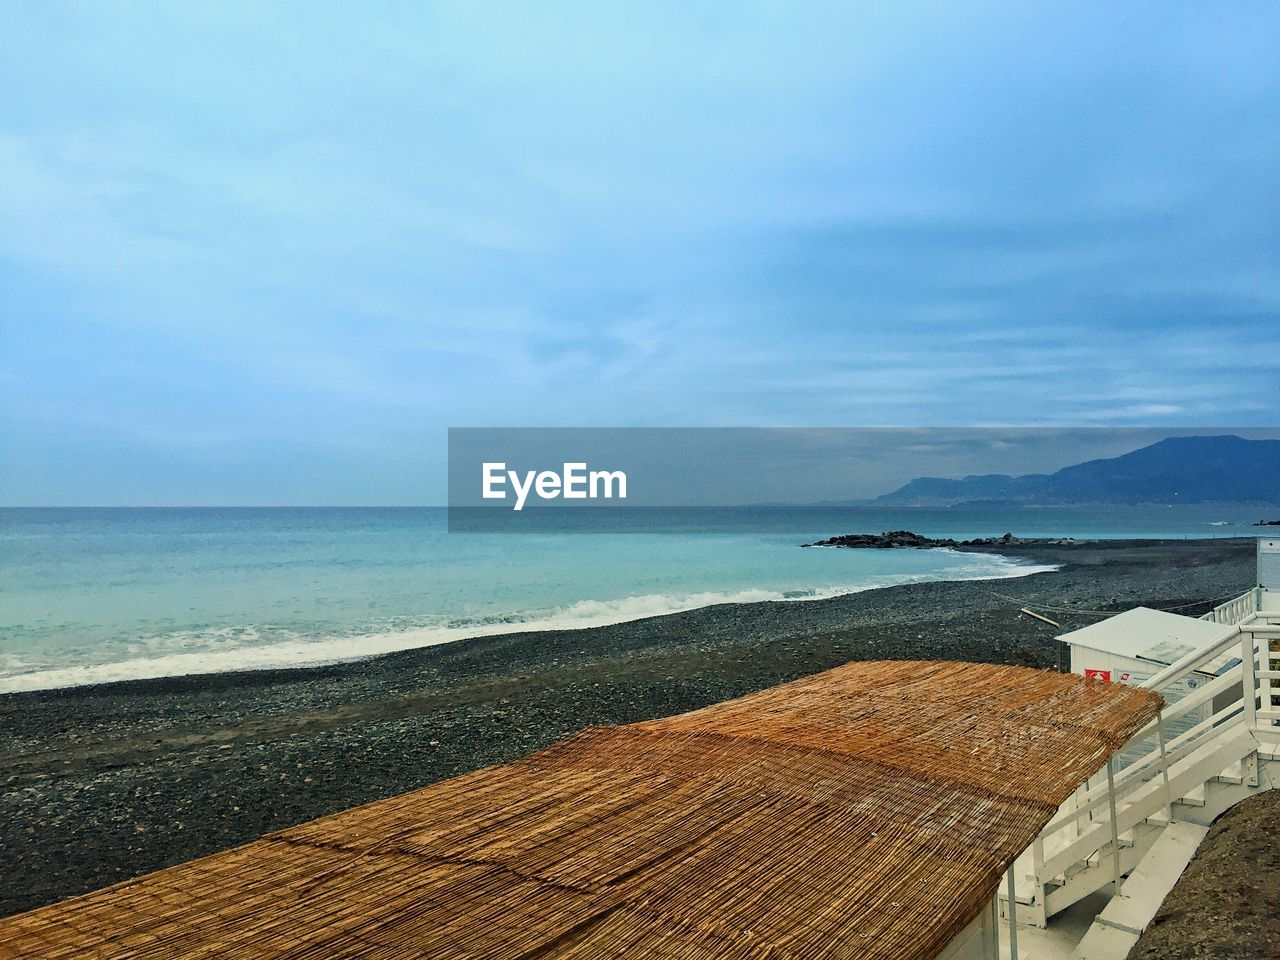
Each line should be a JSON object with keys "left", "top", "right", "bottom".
{"left": 1043, "top": 828, "right": 1157, "bottom": 920}
{"left": 1070, "top": 821, "right": 1208, "bottom": 959}
{"left": 1036, "top": 727, "right": 1260, "bottom": 920}
{"left": 1070, "top": 923, "right": 1140, "bottom": 960}
{"left": 1213, "top": 760, "right": 1245, "bottom": 785}
{"left": 1175, "top": 782, "right": 1206, "bottom": 807}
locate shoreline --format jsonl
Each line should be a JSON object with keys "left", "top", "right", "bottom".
{"left": 0, "top": 537, "right": 1257, "bottom": 918}
{"left": 0, "top": 547, "right": 1054, "bottom": 696}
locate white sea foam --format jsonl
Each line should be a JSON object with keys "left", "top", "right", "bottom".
{"left": 0, "top": 552, "right": 1056, "bottom": 693}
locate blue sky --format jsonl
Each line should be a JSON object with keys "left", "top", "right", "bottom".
{"left": 1, "top": 3, "right": 1277, "bottom": 505}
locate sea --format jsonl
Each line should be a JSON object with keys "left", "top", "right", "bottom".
{"left": 0, "top": 505, "right": 1267, "bottom": 693}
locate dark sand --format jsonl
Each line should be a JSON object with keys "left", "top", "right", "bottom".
{"left": 1131, "top": 789, "right": 1280, "bottom": 959}
{"left": 0, "top": 537, "right": 1256, "bottom": 918}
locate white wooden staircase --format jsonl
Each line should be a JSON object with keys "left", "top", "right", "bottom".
{"left": 993, "top": 591, "right": 1280, "bottom": 959}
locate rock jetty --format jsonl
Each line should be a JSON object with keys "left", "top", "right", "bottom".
{"left": 801, "top": 530, "right": 1077, "bottom": 549}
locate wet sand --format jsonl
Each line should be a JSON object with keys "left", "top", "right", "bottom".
{"left": 0, "top": 537, "right": 1256, "bottom": 917}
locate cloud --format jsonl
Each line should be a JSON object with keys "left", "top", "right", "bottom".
{"left": 1, "top": 2, "right": 1277, "bottom": 503}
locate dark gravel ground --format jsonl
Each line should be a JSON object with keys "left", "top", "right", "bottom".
{"left": 0, "top": 537, "right": 1256, "bottom": 918}
{"left": 1131, "top": 790, "right": 1280, "bottom": 960}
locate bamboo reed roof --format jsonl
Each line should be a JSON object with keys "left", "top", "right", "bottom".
{"left": 0, "top": 660, "right": 1161, "bottom": 960}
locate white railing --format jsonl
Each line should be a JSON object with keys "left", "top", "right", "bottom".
{"left": 1200, "top": 589, "right": 1260, "bottom": 625}
{"left": 1013, "top": 597, "right": 1279, "bottom": 924}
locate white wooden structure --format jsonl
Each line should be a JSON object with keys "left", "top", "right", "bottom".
{"left": 1059, "top": 607, "right": 1234, "bottom": 686}
{"left": 1258, "top": 536, "right": 1280, "bottom": 592}
{"left": 941, "top": 541, "right": 1280, "bottom": 959}
{"left": 1058, "top": 608, "right": 1240, "bottom": 755}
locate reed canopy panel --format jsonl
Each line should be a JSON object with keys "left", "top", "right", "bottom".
{"left": 0, "top": 660, "right": 1161, "bottom": 960}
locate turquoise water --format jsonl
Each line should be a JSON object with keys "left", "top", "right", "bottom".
{"left": 0, "top": 506, "right": 1264, "bottom": 692}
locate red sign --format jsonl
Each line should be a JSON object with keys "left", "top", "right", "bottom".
{"left": 1084, "top": 668, "right": 1111, "bottom": 682}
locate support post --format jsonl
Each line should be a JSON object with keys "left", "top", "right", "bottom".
{"left": 980, "top": 893, "right": 997, "bottom": 959}
{"left": 1156, "top": 712, "right": 1172, "bottom": 821}
{"left": 1005, "top": 866, "right": 1019, "bottom": 960}
{"left": 1032, "top": 835, "right": 1045, "bottom": 893}
{"left": 1106, "top": 756, "right": 1122, "bottom": 897}
{"left": 989, "top": 895, "right": 1000, "bottom": 960}
{"left": 1261, "top": 632, "right": 1275, "bottom": 732}
{"left": 1243, "top": 631, "right": 1258, "bottom": 730}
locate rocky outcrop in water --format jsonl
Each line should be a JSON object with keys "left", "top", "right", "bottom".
{"left": 801, "top": 530, "right": 1077, "bottom": 548}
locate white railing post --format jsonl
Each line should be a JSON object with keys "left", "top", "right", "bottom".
{"left": 1261, "top": 629, "right": 1274, "bottom": 733}
{"left": 1106, "top": 757, "right": 1122, "bottom": 896}
{"left": 1242, "top": 630, "right": 1258, "bottom": 730}
{"left": 1156, "top": 712, "right": 1172, "bottom": 821}
{"left": 1032, "top": 835, "right": 1045, "bottom": 892}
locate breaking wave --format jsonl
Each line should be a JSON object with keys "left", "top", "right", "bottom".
{"left": 0, "top": 551, "right": 1055, "bottom": 693}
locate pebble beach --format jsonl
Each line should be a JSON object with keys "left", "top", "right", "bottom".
{"left": 0, "top": 537, "right": 1256, "bottom": 918}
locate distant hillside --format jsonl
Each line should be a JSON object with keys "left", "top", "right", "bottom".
{"left": 875, "top": 435, "right": 1280, "bottom": 506}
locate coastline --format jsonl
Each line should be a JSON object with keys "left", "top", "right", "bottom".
{"left": 0, "top": 547, "right": 1053, "bottom": 695}
{"left": 0, "top": 537, "right": 1256, "bottom": 918}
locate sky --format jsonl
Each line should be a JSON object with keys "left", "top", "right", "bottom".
{"left": 1, "top": 2, "right": 1278, "bottom": 505}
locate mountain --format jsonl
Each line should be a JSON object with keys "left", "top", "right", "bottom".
{"left": 874, "top": 435, "right": 1280, "bottom": 506}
